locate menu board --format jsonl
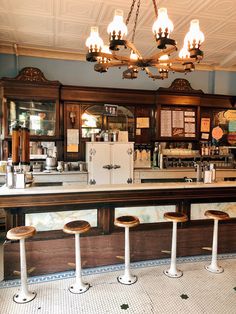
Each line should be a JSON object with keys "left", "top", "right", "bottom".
{"left": 160, "top": 107, "right": 196, "bottom": 138}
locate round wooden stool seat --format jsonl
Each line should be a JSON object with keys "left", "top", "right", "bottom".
{"left": 63, "top": 220, "right": 91, "bottom": 234}
{"left": 7, "top": 226, "right": 36, "bottom": 240}
{"left": 205, "top": 210, "right": 229, "bottom": 220}
{"left": 114, "top": 215, "right": 140, "bottom": 228}
{"left": 164, "top": 212, "right": 188, "bottom": 223}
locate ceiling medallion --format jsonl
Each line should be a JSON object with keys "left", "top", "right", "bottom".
{"left": 85, "top": 0, "right": 204, "bottom": 80}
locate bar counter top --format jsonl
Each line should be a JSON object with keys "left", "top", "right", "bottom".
{"left": 1, "top": 180, "right": 236, "bottom": 196}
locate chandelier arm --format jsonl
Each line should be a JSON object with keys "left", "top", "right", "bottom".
{"left": 144, "top": 67, "right": 162, "bottom": 80}
{"left": 147, "top": 46, "right": 178, "bottom": 61}
{"left": 110, "top": 53, "right": 132, "bottom": 62}
{"left": 168, "top": 66, "right": 187, "bottom": 73}
{"left": 104, "top": 61, "right": 130, "bottom": 68}
{"left": 125, "top": 40, "right": 143, "bottom": 58}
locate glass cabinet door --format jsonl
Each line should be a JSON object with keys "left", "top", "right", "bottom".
{"left": 81, "top": 104, "right": 135, "bottom": 139}
{"left": 7, "top": 99, "right": 56, "bottom": 137}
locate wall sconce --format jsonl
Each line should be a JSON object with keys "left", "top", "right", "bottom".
{"left": 69, "top": 111, "right": 76, "bottom": 127}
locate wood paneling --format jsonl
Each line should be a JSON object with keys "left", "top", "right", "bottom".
{"left": 61, "top": 86, "right": 155, "bottom": 105}
{"left": 4, "top": 222, "right": 236, "bottom": 279}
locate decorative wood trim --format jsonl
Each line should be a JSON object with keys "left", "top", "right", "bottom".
{"left": 61, "top": 85, "right": 155, "bottom": 105}
{"left": 158, "top": 78, "right": 204, "bottom": 94}
{"left": 2, "top": 67, "right": 60, "bottom": 85}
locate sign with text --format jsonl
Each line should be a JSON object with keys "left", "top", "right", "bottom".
{"left": 160, "top": 107, "right": 196, "bottom": 138}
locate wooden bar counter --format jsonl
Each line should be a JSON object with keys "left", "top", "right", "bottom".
{"left": 1, "top": 182, "right": 236, "bottom": 279}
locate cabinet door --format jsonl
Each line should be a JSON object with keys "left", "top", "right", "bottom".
{"left": 111, "top": 143, "right": 134, "bottom": 184}
{"left": 86, "top": 143, "right": 111, "bottom": 185}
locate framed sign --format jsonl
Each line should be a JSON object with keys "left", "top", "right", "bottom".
{"left": 160, "top": 106, "right": 196, "bottom": 139}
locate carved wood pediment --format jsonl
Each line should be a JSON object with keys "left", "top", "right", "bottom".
{"left": 2, "top": 67, "right": 60, "bottom": 85}
{"left": 158, "top": 78, "right": 204, "bottom": 94}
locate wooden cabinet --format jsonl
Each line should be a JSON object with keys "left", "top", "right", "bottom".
{"left": 155, "top": 78, "right": 234, "bottom": 145}
{"left": 0, "top": 67, "right": 62, "bottom": 160}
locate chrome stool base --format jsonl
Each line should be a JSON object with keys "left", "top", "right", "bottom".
{"left": 205, "top": 264, "right": 224, "bottom": 274}
{"left": 69, "top": 282, "right": 90, "bottom": 294}
{"left": 164, "top": 268, "right": 183, "bottom": 278}
{"left": 117, "top": 274, "right": 137, "bottom": 285}
{"left": 13, "top": 291, "right": 36, "bottom": 304}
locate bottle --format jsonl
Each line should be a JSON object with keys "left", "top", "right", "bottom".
{"left": 210, "top": 163, "right": 216, "bottom": 182}
{"left": 195, "top": 162, "right": 202, "bottom": 182}
{"left": 201, "top": 143, "right": 205, "bottom": 156}
{"left": 204, "top": 142, "right": 209, "bottom": 156}
{"left": 6, "top": 165, "right": 14, "bottom": 188}
{"left": 158, "top": 153, "right": 163, "bottom": 169}
{"left": 152, "top": 142, "right": 159, "bottom": 167}
{"left": 203, "top": 165, "right": 212, "bottom": 184}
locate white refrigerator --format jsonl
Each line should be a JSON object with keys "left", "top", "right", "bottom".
{"left": 86, "top": 142, "right": 134, "bottom": 185}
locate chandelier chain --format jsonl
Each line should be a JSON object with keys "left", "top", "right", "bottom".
{"left": 152, "top": 0, "right": 158, "bottom": 18}
{"left": 131, "top": 0, "right": 141, "bottom": 43}
{"left": 125, "top": 0, "right": 137, "bottom": 25}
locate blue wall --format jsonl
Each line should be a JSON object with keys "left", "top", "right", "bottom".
{"left": 1, "top": 53, "right": 236, "bottom": 95}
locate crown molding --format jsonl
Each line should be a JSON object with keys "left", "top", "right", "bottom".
{"left": 0, "top": 44, "right": 85, "bottom": 62}
{"left": 1, "top": 43, "right": 236, "bottom": 73}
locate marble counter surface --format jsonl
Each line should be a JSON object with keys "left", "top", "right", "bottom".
{"left": 1, "top": 181, "right": 236, "bottom": 196}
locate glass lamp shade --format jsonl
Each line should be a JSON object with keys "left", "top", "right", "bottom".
{"left": 107, "top": 9, "right": 128, "bottom": 40}
{"left": 130, "top": 50, "right": 138, "bottom": 61}
{"left": 97, "top": 45, "right": 111, "bottom": 63}
{"left": 184, "top": 19, "right": 204, "bottom": 49}
{"left": 152, "top": 8, "right": 174, "bottom": 39}
{"left": 179, "top": 46, "right": 190, "bottom": 59}
{"left": 159, "top": 54, "right": 170, "bottom": 72}
{"left": 85, "top": 26, "right": 104, "bottom": 52}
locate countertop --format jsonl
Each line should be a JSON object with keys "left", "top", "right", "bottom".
{"left": 1, "top": 181, "right": 236, "bottom": 196}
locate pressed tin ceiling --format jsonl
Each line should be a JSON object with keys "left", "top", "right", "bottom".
{"left": 0, "top": 0, "right": 236, "bottom": 72}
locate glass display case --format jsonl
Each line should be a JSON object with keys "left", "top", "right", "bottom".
{"left": 0, "top": 67, "right": 61, "bottom": 160}
{"left": 7, "top": 99, "right": 56, "bottom": 137}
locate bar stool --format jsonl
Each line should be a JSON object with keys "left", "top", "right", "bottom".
{"left": 63, "top": 220, "right": 91, "bottom": 294}
{"left": 204, "top": 210, "right": 229, "bottom": 273}
{"left": 114, "top": 215, "right": 140, "bottom": 285}
{"left": 163, "top": 212, "right": 188, "bottom": 278}
{"left": 6, "top": 226, "right": 36, "bottom": 304}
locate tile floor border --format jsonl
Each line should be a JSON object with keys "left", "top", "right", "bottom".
{"left": 1, "top": 253, "right": 236, "bottom": 289}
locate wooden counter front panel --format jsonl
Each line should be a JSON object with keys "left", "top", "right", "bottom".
{"left": 4, "top": 222, "right": 235, "bottom": 279}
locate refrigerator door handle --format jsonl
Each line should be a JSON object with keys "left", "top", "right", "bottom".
{"left": 103, "top": 164, "right": 113, "bottom": 170}
{"left": 113, "top": 164, "right": 121, "bottom": 169}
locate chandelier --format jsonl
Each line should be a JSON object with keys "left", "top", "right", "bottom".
{"left": 85, "top": 0, "right": 205, "bottom": 80}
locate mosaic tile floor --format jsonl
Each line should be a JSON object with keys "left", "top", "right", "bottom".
{"left": 0, "top": 255, "right": 235, "bottom": 314}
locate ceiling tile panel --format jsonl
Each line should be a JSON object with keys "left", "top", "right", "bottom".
{"left": 0, "top": 0, "right": 235, "bottom": 71}
{"left": 17, "top": 32, "right": 54, "bottom": 46}
{"left": 58, "top": 0, "right": 103, "bottom": 22}
{"left": 0, "top": 12, "right": 12, "bottom": 28}
{"left": 0, "top": 29, "right": 16, "bottom": 41}
{"left": 56, "top": 34, "right": 85, "bottom": 51}
{"left": 57, "top": 19, "right": 88, "bottom": 36}
{"left": 12, "top": 15, "right": 54, "bottom": 33}
{"left": 7, "top": 0, "right": 54, "bottom": 16}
